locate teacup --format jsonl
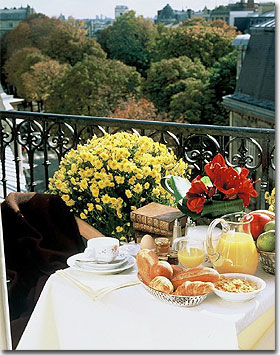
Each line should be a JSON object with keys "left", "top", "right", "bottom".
{"left": 84, "top": 237, "right": 119, "bottom": 263}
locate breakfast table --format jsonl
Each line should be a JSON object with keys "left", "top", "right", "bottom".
{"left": 16, "top": 245, "right": 275, "bottom": 351}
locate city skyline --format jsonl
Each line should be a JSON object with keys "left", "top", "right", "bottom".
{"left": 0, "top": 0, "right": 274, "bottom": 19}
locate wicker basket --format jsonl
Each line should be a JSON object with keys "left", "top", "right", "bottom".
{"left": 257, "top": 249, "right": 275, "bottom": 275}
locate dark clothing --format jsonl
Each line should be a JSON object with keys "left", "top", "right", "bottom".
{"left": 1, "top": 192, "right": 84, "bottom": 349}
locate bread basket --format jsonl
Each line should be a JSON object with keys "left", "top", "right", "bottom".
{"left": 257, "top": 249, "right": 275, "bottom": 275}
{"left": 138, "top": 275, "right": 208, "bottom": 307}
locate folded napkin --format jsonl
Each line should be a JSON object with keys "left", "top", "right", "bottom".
{"left": 56, "top": 269, "right": 140, "bottom": 301}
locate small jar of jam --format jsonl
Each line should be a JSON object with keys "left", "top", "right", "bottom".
{"left": 168, "top": 251, "right": 178, "bottom": 265}
{"left": 154, "top": 237, "right": 170, "bottom": 260}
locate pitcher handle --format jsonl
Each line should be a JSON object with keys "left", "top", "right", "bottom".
{"left": 206, "top": 218, "right": 227, "bottom": 261}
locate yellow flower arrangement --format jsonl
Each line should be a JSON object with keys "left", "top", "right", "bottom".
{"left": 265, "top": 188, "right": 275, "bottom": 212}
{"left": 48, "top": 132, "right": 188, "bottom": 240}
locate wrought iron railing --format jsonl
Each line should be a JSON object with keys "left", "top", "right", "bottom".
{"left": 0, "top": 110, "right": 275, "bottom": 209}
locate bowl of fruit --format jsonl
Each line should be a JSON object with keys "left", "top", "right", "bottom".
{"left": 246, "top": 210, "right": 275, "bottom": 274}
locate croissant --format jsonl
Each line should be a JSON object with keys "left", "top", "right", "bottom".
{"left": 149, "top": 276, "right": 174, "bottom": 294}
{"left": 174, "top": 281, "right": 214, "bottom": 296}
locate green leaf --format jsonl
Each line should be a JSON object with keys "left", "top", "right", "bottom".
{"left": 177, "top": 198, "right": 244, "bottom": 220}
{"left": 201, "top": 199, "right": 244, "bottom": 218}
{"left": 160, "top": 175, "right": 191, "bottom": 202}
{"left": 201, "top": 176, "right": 212, "bottom": 187}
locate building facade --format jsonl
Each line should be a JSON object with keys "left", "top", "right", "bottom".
{"left": 156, "top": 4, "right": 191, "bottom": 24}
{"left": 115, "top": 5, "right": 129, "bottom": 19}
{"left": 223, "top": 19, "right": 275, "bottom": 129}
{"left": 0, "top": 5, "right": 35, "bottom": 36}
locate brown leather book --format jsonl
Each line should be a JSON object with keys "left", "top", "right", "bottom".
{"left": 133, "top": 222, "right": 185, "bottom": 237}
{"left": 130, "top": 202, "right": 187, "bottom": 231}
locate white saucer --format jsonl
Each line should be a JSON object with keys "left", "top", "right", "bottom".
{"left": 67, "top": 254, "right": 136, "bottom": 274}
{"left": 74, "top": 252, "right": 127, "bottom": 270}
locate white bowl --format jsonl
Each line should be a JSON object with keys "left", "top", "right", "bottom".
{"left": 213, "top": 273, "right": 266, "bottom": 302}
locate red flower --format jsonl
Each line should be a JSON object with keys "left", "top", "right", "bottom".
{"left": 186, "top": 176, "right": 213, "bottom": 214}
{"left": 204, "top": 153, "right": 227, "bottom": 181}
{"left": 213, "top": 166, "right": 258, "bottom": 207}
{"left": 237, "top": 170, "right": 258, "bottom": 207}
{"left": 213, "top": 166, "right": 240, "bottom": 199}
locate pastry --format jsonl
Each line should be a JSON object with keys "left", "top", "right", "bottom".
{"left": 149, "top": 276, "right": 174, "bottom": 294}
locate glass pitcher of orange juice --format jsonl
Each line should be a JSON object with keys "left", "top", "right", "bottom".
{"left": 206, "top": 212, "right": 258, "bottom": 275}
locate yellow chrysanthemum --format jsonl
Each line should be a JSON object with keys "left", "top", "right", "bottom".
{"left": 125, "top": 190, "right": 132, "bottom": 198}
{"left": 133, "top": 183, "right": 143, "bottom": 194}
{"left": 61, "top": 194, "right": 70, "bottom": 202}
{"left": 116, "top": 226, "right": 124, "bottom": 233}
{"left": 49, "top": 132, "right": 188, "bottom": 241}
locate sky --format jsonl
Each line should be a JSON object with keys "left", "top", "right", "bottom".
{"left": 0, "top": 0, "right": 275, "bottom": 19}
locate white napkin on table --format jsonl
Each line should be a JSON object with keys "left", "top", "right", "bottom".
{"left": 56, "top": 269, "right": 140, "bottom": 301}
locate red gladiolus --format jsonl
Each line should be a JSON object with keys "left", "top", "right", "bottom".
{"left": 186, "top": 176, "right": 213, "bottom": 214}
{"left": 204, "top": 153, "right": 227, "bottom": 181}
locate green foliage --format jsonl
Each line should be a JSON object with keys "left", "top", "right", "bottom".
{"left": 142, "top": 56, "right": 210, "bottom": 120}
{"left": 151, "top": 18, "right": 237, "bottom": 68}
{"left": 97, "top": 11, "right": 158, "bottom": 76}
{"left": 45, "top": 55, "right": 142, "bottom": 116}
{"left": 203, "top": 51, "right": 237, "bottom": 125}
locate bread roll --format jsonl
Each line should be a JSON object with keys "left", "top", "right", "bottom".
{"left": 171, "top": 264, "right": 183, "bottom": 277}
{"left": 136, "top": 249, "right": 158, "bottom": 285}
{"left": 174, "top": 281, "right": 214, "bottom": 296}
{"left": 171, "top": 267, "right": 219, "bottom": 289}
{"left": 149, "top": 276, "right": 174, "bottom": 294}
{"left": 150, "top": 261, "right": 173, "bottom": 280}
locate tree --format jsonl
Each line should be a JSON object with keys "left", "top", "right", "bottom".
{"left": 21, "top": 60, "right": 69, "bottom": 103}
{"left": 97, "top": 11, "right": 157, "bottom": 76}
{"left": 3, "top": 47, "right": 50, "bottom": 97}
{"left": 204, "top": 51, "right": 238, "bottom": 125}
{"left": 4, "top": 15, "right": 59, "bottom": 58}
{"left": 169, "top": 78, "right": 214, "bottom": 123}
{"left": 142, "top": 56, "right": 210, "bottom": 115}
{"left": 152, "top": 19, "right": 238, "bottom": 68}
{"left": 43, "top": 18, "right": 106, "bottom": 66}
{"left": 45, "top": 55, "right": 141, "bottom": 116}
{"left": 110, "top": 97, "right": 160, "bottom": 120}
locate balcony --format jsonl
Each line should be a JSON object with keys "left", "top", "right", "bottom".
{"left": 0, "top": 110, "right": 275, "bottom": 209}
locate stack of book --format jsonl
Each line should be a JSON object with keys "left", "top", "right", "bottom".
{"left": 130, "top": 202, "right": 187, "bottom": 243}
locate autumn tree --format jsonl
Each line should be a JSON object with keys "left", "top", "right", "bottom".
{"left": 4, "top": 15, "right": 59, "bottom": 59}
{"left": 43, "top": 18, "right": 106, "bottom": 66}
{"left": 3, "top": 47, "right": 50, "bottom": 97}
{"left": 21, "top": 60, "right": 69, "bottom": 103}
{"left": 110, "top": 97, "right": 160, "bottom": 120}
{"left": 151, "top": 18, "right": 238, "bottom": 68}
{"left": 45, "top": 55, "right": 142, "bottom": 116}
{"left": 97, "top": 11, "right": 157, "bottom": 76}
{"left": 142, "top": 56, "right": 210, "bottom": 117}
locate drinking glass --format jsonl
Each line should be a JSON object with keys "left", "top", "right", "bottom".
{"left": 177, "top": 239, "right": 205, "bottom": 268}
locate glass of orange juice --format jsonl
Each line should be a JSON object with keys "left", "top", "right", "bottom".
{"left": 177, "top": 239, "right": 205, "bottom": 268}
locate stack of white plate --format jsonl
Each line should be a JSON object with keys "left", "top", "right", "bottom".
{"left": 67, "top": 252, "right": 136, "bottom": 274}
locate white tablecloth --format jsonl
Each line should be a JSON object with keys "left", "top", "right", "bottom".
{"left": 17, "top": 261, "right": 275, "bottom": 351}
